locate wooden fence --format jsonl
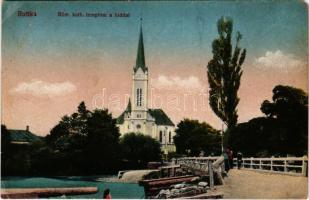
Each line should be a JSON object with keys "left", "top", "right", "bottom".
{"left": 233, "top": 156, "right": 308, "bottom": 177}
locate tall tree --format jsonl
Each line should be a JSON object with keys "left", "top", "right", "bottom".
{"left": 85, "top": 109, "right": 121, "bottom": 173}
{"left": 207, "top": 17, "right": 246, "bottom": 130}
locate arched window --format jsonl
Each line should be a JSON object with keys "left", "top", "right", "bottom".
{"left": 169, "top": 131, "right": 172, "bottom": 143}
{"left": 136, "top": 124, "right": 141, "bottom": 129}
{"left": 159, "top": 131, "right": 163, "bottom": 143}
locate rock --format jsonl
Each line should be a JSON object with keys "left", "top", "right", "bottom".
{"left": 174, "top": 183, "right": 186, "bottom": 189}
{"left": 156, "top": 189, "right": 171, "bottom": 199}
{"left": 198, "top": 181, "right": 208, "bottom": 187}
{"left": 170, "top": 189, "right": 180, "bottom": 194}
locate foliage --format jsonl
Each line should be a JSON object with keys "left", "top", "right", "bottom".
{"left": 228, "top": 85, "right": 308, "bottom": 157}
{"left": 260, "top": 85, "right": 308, "bottom": 120}
{"left": 174, "top": 119, "right": 221, "bottom": 156}
{"left": 207, "top": 16, "right": 246, "bottom": 130}
{"left": 44, "top": 102, "right": 121, "bottom": 175}
{"left": 2, "top": 102, "right": 163, "bottom": 176}
{"left": 120, "top": 132, "right": 161, "bottom": 168}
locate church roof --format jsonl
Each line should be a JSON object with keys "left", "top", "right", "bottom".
{"left": 134, "top": 23, "right": 147, "bottom": 73}
{"left": 116, "top": 100, "right": 131, "bottom": 124}
{"left": 8, "top": 129, "right": 42, "bottom": 144}
{"left": 148, "top": 109, "right": 175, "bottom": 126}
{"left": 116, "top": 112, "right": 125, "bottom": 124}
{"left": 116, "top": 108, "right": 174, "bottom": 126}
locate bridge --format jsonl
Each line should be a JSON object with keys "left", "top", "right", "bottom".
{"left": 173, "top": 156, "right": 308, "bottom": 199}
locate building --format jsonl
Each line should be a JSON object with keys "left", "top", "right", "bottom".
{"left": 116, "top": 23, "right": 176, "bottom": 152}
{"left": 8, "top": 126, "right": 41, "bottom": 144}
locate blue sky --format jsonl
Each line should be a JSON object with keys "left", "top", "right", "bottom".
{"left": 3, "top": 0, "right": 308, "bottom": 61}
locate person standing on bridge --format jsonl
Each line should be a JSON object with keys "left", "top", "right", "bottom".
{"left": 227, "top": 148, "right": 234, "bottom": 169}
{"left": 223, "top": 149, "right": 230, "bottom": 172}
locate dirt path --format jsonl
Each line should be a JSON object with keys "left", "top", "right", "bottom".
{"left": 223, "top": 169, "right": 308, "bottom": 199}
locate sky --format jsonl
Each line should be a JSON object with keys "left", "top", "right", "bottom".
{"left": 2, "top": 0, "right": 308, "bottom": 136}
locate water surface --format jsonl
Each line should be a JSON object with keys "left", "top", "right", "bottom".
{"left": 1, "top": 176, "right": 144, "bottom": 199}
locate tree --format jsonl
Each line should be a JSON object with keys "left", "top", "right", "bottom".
{"left": 228, "top": 85, "right": 308, "bottom": 157}
{"left": 260, "top": 85, "right": 308, "bottom": 155}
{"left": 174, "top": 119, "right": 221, "bottom": 156}
{"left": 207, "top": 16, "right": 246, "bottom": 131}
{"left": 227, "top": 117, "right": 281, "bottom": 157}
{"left": 261, "top": 85, "right": 308, "bottom": 119}
{"left": 85, "top": 109, "right": 121, "bottom": 173}
{"left": 45, "top": 102, "right": 122, "bottom": 175}
{"left": 120, "top": 133, "right": 161, "bottom": 168}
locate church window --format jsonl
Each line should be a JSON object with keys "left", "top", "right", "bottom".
{"left": 159, "top": 131, "right": 163, "bottom": 143}
{"left": 136, "top": 89, "right": 140, "bottom": 106}
{"left": 139, "top": 89, "right": 142, "bottom": 106}
{"left": 169, "top": 131, "right": 172, "bottom": 143}
{"left": 136, "top": 124, "right": 141, "bottom": 129}
{"left": 136, "top": 88, "right": 142, "bottom": 106}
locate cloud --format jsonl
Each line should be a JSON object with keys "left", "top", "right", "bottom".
{"left": 254, "top": 50, "right": 306, "bottom": 70}
{"left": 151, "top": 75, "right": 203, "bottom": 90}
{"left": 12, "top": 80, "right": 77, "bottom": 97}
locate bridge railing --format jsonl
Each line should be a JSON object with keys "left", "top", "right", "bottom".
{"left": 233, "top": 156, "right": 308, "bottom": 177}
{"left": 174, "top": 156, "right": 224, "bottom": 189}
{"left": 175, "top": 156, "right": 221, "bottom": 171}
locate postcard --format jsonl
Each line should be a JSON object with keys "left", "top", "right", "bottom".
{"left": 1, "top": 0, "right": 308, "bottom": 199}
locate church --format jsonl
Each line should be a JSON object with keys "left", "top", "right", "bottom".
{"left": 116, "top": 23, "right": 176, "bottom": 153}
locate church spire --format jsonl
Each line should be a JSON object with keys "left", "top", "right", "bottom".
{"left": 134, "top": 18, "right": 147, "bottom": 73}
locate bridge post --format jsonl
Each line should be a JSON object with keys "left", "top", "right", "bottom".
{"left": 301, "top": 156, "right": 307, "bottom": 177}
{"left": 259, "top": 160, "right": 262, "bottom": 170}
{"left": 208, "top": 161, "right": 214, "bottom": 189}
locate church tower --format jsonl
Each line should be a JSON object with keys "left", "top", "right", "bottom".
{"left": 131, "top": 21, "right": 148, "bottom": 120}
{"left": 116, "top": 20, "right": 176, "bottom": 152}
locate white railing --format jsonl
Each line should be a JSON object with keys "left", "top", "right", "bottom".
{"left": 233, "top": 156, "right": 308, "bottom": 177}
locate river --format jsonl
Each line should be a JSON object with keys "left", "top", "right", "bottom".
{"left": 1, "top": 176, "right": 144, "bottom": 199}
